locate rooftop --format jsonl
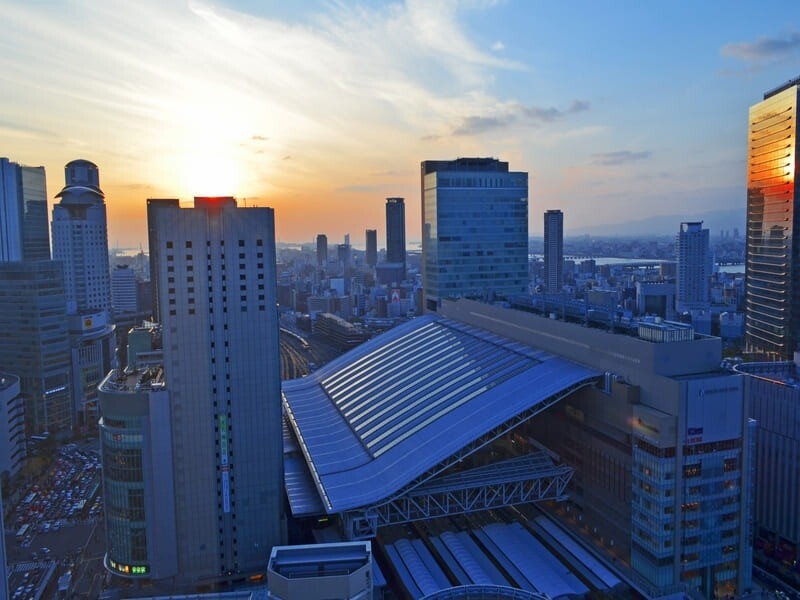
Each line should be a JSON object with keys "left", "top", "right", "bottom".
{"left": 283, "top": 315, "right": 599, "bottom": 515}
{"left": 100, "top": 366, "right": 165, "bottom": 394}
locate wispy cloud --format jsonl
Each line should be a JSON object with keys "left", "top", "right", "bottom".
{"left": 444, "top": 99, "right": 591, "bottom": 137}
{"left": 721, "top": 31, "right": 800, "bottom": 62}
{"left": 491, "top": 40, "right": 505, "bottom": 52}
{"left": 591, "top": 150, "right": 651, "bottom": 166}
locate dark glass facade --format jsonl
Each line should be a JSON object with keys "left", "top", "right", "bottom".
{"left": 745, "top": 82, "right": 799, "bottom": 359}
{"left": 385, "top": 197, "right": 406, "bottom": 277}
{"left": 102, "top": 413, "right": 150, "bottom": 575}
{"left": 421, "top": 159, "right": 528, "bottom": 312}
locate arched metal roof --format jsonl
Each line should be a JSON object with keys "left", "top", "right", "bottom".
{"left": 283, "top": 315, "right": 599, "bottom": 515}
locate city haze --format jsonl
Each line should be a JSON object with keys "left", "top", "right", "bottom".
{"left": 0, "top": 1, "right": 797, "bottom": 247}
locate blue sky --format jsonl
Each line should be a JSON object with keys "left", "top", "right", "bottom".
{"left": 0, "top": 1, "right": 798, "bottom": 246}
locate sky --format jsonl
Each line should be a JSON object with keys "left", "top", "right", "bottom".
{"left": 1, "top": 1, "right": 799, "bottom": 249}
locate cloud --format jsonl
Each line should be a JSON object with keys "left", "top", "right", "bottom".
{"left": 721, "top": 31, "right": 800, "bottom": 62}
{"left": 251, "top": 135, "right": 268, "bottom": 141}
{"left": 444, "top": 99, "right": 591, "bottom": 136}
{"left": 591, "top": 150, "right": 651, "bottom": 166}
{"left": 491, "top": 40, "right": 505, "bottom": 52}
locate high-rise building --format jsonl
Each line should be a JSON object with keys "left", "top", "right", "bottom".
{"left": 543, "top": 209, "right": 564, "bottom": 294}
{"left": 735, "top": 358, "right": 800, "bottom": 588}
{"left": 52, "top": 160, "right": 115, "bottom": 430}
{"left": 676, "top": 221, "right": 711, "bottom": 313}
{"left": 421, "top": 158, "right": 528, "bottom": 311}
{"left": 316, "top": 234, "right": 328, "bottom": 269}
{"left": 385, "top": 197, "right": 406, "bottom": 278}
{"left": 443, "top": 299, "right": 753, "bottom": 598}
{"left": 0, "top": 373, "right": 27, "bottom": 479}
{"left": 140, "top": 196, "right": 285, "bottom": 586}
{"left": 51, "top": 159, "right": 111, "bottom": 314}
{"left": 0, "top": 157, "right": 49, "bottom": 262}
{"left": 365, "top": 229, "right": 377, "bottom": 268}
{"left": 0, "top": 261, "right": 71, "bottom": 434}
{"left": 99, "top": 325, "right": 178, "bottom": 581}
{"left": 111, "top": 264, "right": 138, "bottom": 314}
{"left": 745, "top": 77, "right": 800, "bottom": 359}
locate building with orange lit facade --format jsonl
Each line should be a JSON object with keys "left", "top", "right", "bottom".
{"left": 745, "top": 77, "right": 800, "bottom": 360}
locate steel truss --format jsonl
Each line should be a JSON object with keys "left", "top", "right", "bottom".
{"left": 340, "top": 377, "right": 598, "bottom": 539}
{"left": 343, "top": 453, "right": 575, "bottom": 539}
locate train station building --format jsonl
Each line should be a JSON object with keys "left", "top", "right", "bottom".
{"left": 282, "top": 299, "right": 753, "bottom": 599}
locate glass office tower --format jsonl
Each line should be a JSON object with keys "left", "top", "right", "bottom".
{"left": 745, "top": 77, "right": 800, "bottom": 359}
{"left": 421, "top": 158, "right": 529, "bottom": 312}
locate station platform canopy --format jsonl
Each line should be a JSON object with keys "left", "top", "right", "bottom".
{"left": 283, "top": 315, "right": 599, "bottom": 518}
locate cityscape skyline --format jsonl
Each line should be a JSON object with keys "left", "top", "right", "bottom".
{"left": 1, "top": 1, "right": 799, "bottom": 247}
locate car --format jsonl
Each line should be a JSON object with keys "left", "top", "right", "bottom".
{"left": 41, "top": 547, "right": 50, "bottom": 554}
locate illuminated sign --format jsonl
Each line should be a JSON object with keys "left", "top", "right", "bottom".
{"left": 222, "top": 469, "right": 231, "bottom": 513}
{"left": 108, "top": 559, "right": 149, "bottom": 576}
{"left": 219, "top": 414, "right": 230, "bottom": 513}
{"left": 687, "top": 426, "right": 704, "bottom": 445}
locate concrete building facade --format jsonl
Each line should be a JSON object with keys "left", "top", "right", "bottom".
{"left": 439, "top": 299, "right": 753, "bottom": 598}
{"left": 111, "top": 264, "right": 138, "bottom": 314}
{"left": 51, "top": 159, "right": 111, "bottom": 314}
{"left": 676, "top": 221, "right": 711, "bottom": 313}
{"left": 543, "top": 209, "right": 564, "bottom": 294}
{"left": 145, "top": 196, "right": 285, "bottom": 586}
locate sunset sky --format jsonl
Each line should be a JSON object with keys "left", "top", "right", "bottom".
{"left": 1, "top": 1, "right": 798, "bottom": 248}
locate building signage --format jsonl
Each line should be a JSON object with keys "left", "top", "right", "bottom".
{"left": 219, "top": 414, "right": 230, "bottom": 513}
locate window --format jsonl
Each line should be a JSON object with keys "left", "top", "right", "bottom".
{"left": 166, "top": 241, "right": 173, "bottom": 248}
{"left": 185, "top": 241, "right": 192, "bottom": 248}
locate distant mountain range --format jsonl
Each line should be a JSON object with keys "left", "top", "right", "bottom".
{"left": 570, "top": 207, "right": 746, "bottom": 237}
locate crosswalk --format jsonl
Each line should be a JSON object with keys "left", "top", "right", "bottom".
{"left": 10, "top": 560, "right": 52, "bottom": 573}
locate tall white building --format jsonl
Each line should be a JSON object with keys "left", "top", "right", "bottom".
{"left": 676, "top": 221, "right": 711, "bottom": 313}
{"left": 543, "top": 209, "right": 564, "bottom": 294}
{"left": 52, "top": 159, "right": 111, "bottom": 314}
{"left": 111, "top": 264, "right": 138, "bottom": 314}
{"left": 52, "top": 160, "right": 115, "bottom": 430}
{"left": 144, "top": 197, "right": 285, "bottom": 586}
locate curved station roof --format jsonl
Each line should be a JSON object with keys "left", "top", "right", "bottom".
{"left": 283, "top": 315, "right": 599, "bottom": 516}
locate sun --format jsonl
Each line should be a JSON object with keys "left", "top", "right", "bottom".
{"left": 180, "top": 151, "right": 239, "bottom": 198}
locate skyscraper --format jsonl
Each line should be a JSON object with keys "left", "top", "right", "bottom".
{"left": 365, "top": 229, "right": 377, "bottom": 268}
{"left": 421, "top": 158, "right": 528, "bottom": 312}
{"left": 0, "top": 261, "right": 71, "bottom": 434}
{"left": 676, "top": 221, "right": 711, "bottom": 313}
{"left": 316, "top": 233, "right": 328, "bottom": 269}
{"left": 51, "top": 160, "right": 111, "bottom": 314}
{"left": 543, "top": 209, "right": 564, "bottom": 294}
{"left": 745, "top": 77, "right": 800, "bottom": 359}
{"left": 52, "top": 160, "right": 114, "bottom": 429}
{"left": 0, "top": 157, "right": 49, "bottom": 262}
{"left": 385, "top": 197, "right": 406, "bottom": 278}
{"left": 144, "top": 197, "right": 285, "bottom": 585}
{"left": 111, "top": 264, "right": 138, "bottom": 314}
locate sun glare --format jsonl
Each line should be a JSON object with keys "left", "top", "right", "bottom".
{"left": 180, "top": 151, "right": 239, "bottom": 197}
